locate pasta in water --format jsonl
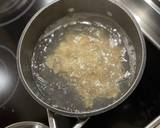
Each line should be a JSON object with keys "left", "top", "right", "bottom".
{"left": 31, "top": 13, "right": 136, "bottom": 111}
{"left": 46, "top": 26, "right": 124, "bottom": 108}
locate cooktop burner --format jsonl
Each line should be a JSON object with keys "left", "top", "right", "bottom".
{"left": 0, "top": 0, "right": 160, "bottom": 128}
{"left": 0, "top": 0, "right": 35, "bottom": 27}
{"left": 0, "top": 45, "right": 19, "bottom": 108}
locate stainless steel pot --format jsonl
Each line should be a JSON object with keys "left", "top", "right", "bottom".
{"left": 17, "top": 0, "right": 146, "bottom": 127}
{"left": 5, "top": 121, "right": 48, "bottom": 128}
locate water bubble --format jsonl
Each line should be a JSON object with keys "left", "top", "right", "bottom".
{"left": 44, "top": 38, "right": 48, "bottom": 42}
{"left": 124, "top": 71, "right": 131, "bottom": 78}
{"left": 44, "top": 46, "right": 47, "bottom": 52}
{"left": 49, "top": 39, "right": 52, "bottom": 43}
{"left": 51, "top": 33, "right": 54, "bottom": 37}
{"left": 113, "top": 28, "right": 117, "bottom": 32}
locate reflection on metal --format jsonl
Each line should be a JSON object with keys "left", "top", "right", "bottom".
{"left": 39, "top": 0, "right": 60, "bottom": 8}
{"left": 144, "top": 0, "right": 160, "bottom": 15}
{"left": 0, "top": 45, "right": 19, "bottom": 108}
{"left": 118, "top": 0, "right": 160, "bottom": 49}
{"left": 0, "top": 59, "right": 11, "bottom": 92}
{"left": 134, "top": 15, "right": 141, "bottom": 24}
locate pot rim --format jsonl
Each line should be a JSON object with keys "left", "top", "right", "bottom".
{"left": 5, "top": 121, "right": 48, "bottom": 128}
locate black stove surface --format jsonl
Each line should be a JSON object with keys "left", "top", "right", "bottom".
{"left": 0, "top": 0, "right": 160, "bottom": 128}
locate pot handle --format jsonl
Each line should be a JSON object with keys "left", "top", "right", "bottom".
{"left": 47, "top": 109, "right": 57, "bottom": 128}
{"left": 145, "top": 116, "right": 160, "bottom": 128}
{"left": 73, "top": 117, "right": 89, "bottom": 128}
{"left": 47, "top": 109, "right": 89, "bottom": 128}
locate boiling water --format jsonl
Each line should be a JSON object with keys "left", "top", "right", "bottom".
{"left": 31, "top": 13, "right": 136, "bottom": 113}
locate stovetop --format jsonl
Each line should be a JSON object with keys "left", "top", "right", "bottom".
{"left": 0, "top": 0, "right": 160, "bottom": 128}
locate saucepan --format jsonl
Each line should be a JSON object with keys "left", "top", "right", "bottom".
{"left": 17, "top": 0, "right": 146, "bottom": 127}
{"left": 5, "top": 121, "right": 48, "bottom": 128}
